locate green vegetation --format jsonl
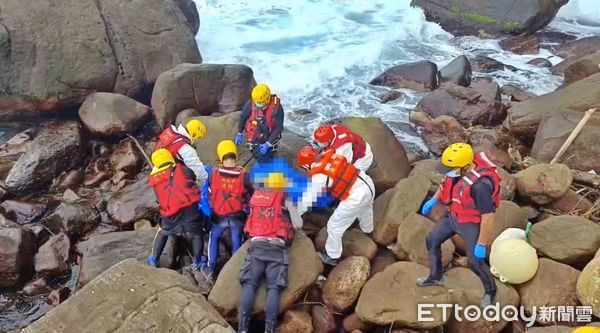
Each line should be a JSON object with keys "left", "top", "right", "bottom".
{"left": 504, "top": 20, "right": 521, "bottom": 33}
{"left": 450, "top": 4, "right": 498, "bottom": 25}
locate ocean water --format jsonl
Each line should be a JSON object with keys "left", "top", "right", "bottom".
{"left": 194, "top": 0, "right": 599, "bottom": 152}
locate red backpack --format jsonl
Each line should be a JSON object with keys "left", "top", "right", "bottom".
{"left": 244, "top": 189, "right": 294, "bottom": 241}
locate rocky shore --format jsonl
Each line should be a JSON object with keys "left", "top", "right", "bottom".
{"left": 1, "top": 0, "right": 600, "bottom": 332}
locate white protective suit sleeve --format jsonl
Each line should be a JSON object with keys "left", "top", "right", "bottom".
{"left": 177, "top": 144, "right": 208, "bottom": 186}
{"left": 296, "top": 173, "right": 329, "bottom": 216}
{"left": 285, "top": 198, "right": 303, "bottom": 230}
{"left": 334, "top": 142, "right": 354, "bottom": 164}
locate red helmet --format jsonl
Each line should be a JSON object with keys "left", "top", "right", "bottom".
{"left": 313, "top": 125, "right": 334, "bottom": 145}
{"left": 297, "top": 145, "right": 318, "bottom": 168}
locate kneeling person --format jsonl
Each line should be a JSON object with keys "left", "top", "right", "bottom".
{"left": 147, "top": 148, "right": 205, "bottom": 269}
{"left": 237, "top": 174, "right": 294, "bottom": 333}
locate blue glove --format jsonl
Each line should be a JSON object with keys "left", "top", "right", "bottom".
{"left": 259, "top": 143, "right": 270, "bottom": 155}
{"left": 234, "top": 133, "right": 244, "bottom": 145}
{"left": 474, "top": 243, "right": 487, "bottom": 259}
{"left": 421, "top": 197, "right": 438, "bottom": 215}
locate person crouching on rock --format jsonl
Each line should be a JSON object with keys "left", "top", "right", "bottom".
{"left": 155, "top": 118, "right": 209, "bottom": 186}
{"left": 295, "top": 146, "right": 375, "bottom": 266}
{"left": 312, "top": 123, "right": 373, "bottom": 173}
{"left": 234, "top": 84, "right": 284, "bottom": 163}
{"left": 237, "top": 172, "right": 295, "bottom": 333}
{"left": 417, "top": 143, "right": 500, "bottom": 308}
{"left": 147, "top": 148, "right": 206, "bottom": 269}
{"left": 199, "top": 140, "right": 253, "bottom": 280}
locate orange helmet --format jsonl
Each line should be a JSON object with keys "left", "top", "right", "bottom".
{"left": 297, "top": 145, "right": 318, "bottom": 168}
{"left": 313, "top": 125, "right": 334, "bottom": 146}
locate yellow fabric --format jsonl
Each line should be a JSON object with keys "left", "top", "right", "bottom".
{"left": 185, "top": 119, "right": 207, "bottom": 140}
{"left": 441, "top": 142, "right": 474, "bottom": 168}
{"left": 217, "top": 140, "right": 237, "bottom": 162}
{"left": 572, "top": 327, "right": 600, "bottom": 333}
{"left": 490, "top": 238, "right": 538, "bottom": 284}
{"left": 251, "top": 84, "right": 271, "bottom": 105}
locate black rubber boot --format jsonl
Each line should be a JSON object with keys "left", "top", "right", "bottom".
{"left": 238, "top": 313, "right": 251, "bottom": 333}
{"left": 264, "top": 318, "right": 276, "bottom": 333}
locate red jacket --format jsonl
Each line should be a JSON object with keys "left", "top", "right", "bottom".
{"left": 149, "top": 164, "right": 200, "bottom": 217}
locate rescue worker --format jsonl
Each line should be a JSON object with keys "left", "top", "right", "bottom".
{"left": 234, "top": 84, "right": 284, "bottom": 162}
{"left": 200, "top": 140, "right": 253, "bottom": 279}
{"left": 156, "top": 118, "right": 209, "bottom": 185}
{"left": 295, "top": 146, "right": 375, "bottom": 266}
{"left": 312, "top": 123, "right": 373, "bottom": 172}
{"left": 238, "top": 173, "right": 295, "bottom": 333}
{"left": 417, "top": 143, "right": 500, "bottom": 308}
{"left": 147, "top": 148, "right": 205, "bottom": 269}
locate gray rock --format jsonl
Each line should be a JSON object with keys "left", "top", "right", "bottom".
{"left": 0, "top": 227, "right": 36, "bottom": 288}
{"left": 439, "top": 55, "right": 472, "bottom": 86}
{"left": 370, "top": 61, "right": 439, "bottom": 92}
{"left": 42, "top": 203, "right": 101, "bottom": 238}
{"left": 79, "top": 93, "right": 150, "bottom": 137}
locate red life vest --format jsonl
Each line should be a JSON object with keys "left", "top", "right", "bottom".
{"left": 244, "top": 95, "right": 281, "bottom": 142}
{"left": 209, "top": 166, "right": 247, "bottom": 217}
{"left": 244, "top": 189, "right": 294, "bottom": 241}
{"left": 308, "top": 149, "right": 360, "bottom": 200}
{"left": 328, "top": 124, "right": 367, "bottom": 163}
{"left": 148, "top": 164, "right": 200, "bottom": 217}
{"left": 439, "top": 152, "right": 502, "bottom": 224}
{"left": 155, "top": 127, "right": 191, "bottom": 158}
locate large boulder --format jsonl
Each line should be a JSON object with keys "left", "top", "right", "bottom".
{"left": 314, "top": 228, "right": 378, "bottom": 261}
{"left": 152, "top": 63, "right": 255, "bottom": 128}
{"left": 322, "top": 256, "right": 370, "bottom": 313}
{"left": 276, "top": 310, "right": 314, "bottom": 333}
{"left": 370, "top": 61, "right": 439, "bottom": 92}
{"left": 372, "top": 176, "right": 431, "bottom": 246}
{"left": 414, "top": 82, "right": 507, "bottom": 128}
{"left": 5, "top": 121, "right": 83, "bottom": 195}
{"left": 0, "top": 0, "right": 200, "bottom": 119}
{"left": 564, "top": 52, "right": 600, "bottom": 85}
{"left": 438, "top": 55, "right": 472, "bottom": 87}
{"left": 355, "top": 261, "right": 451, "bottom": 329}
{"left": 341, "top": 117, "right": 411, "bottom": 194}
{"left": 76, "top": 229, "right": 176, "bottom": 287}
{"left": 529, "top": 75, "right": 600, "bottom": 172}
{"left": 550, "top": 189, "right": 594, "bottom": 215}
{"left": 106, "top": 175, "right": 159, "bottom": 229}
{"left": 78, "top": 93, "right": 150, "bottom": 137}
{"left": 42, "top": 203, "right": 101, "bottom": 238}
{"left": 421, "top": 115, "right": 468, "bottom": 156}
{"left": 411, "top": 0, "right": 569, "bottom": 37}
{"left": 0, "top": 226, "right": 36, "bottom": 288}
{"left": 443, "top": 267, "right": 519, "bottom": 333}
{"left": 22, "top": 259, "right": 234, "bottom": 333}
{"left": 508, "top": 72, "right": 600, "bottom": 145}
{"left": 0, "top": 200, "right": 47, "bottom": 225}
{"left": 517, "top": 258, "right": 581, "bottom": 326}
{"left": 34, "top": 232, "right": 70, "bottom": 278}
{"left": 498, "top": 34, "right": 540, "bottom": 55}
{"left": 514, "top": 163, "right": 572, "bottom": 204}
{"left": 394, "top": 213, "right": 455, "bottom": 268}
{"left": 577, "top": 257, "right": 600, "bottom": 317}
{"left": 208, "top": 233, "right": 323, "bottom": 321}
{"left": 552, "top": 36, "right": 600, "bottom": 76}
{"left": 530, "top": 215, "right": 600, "bottom": 267}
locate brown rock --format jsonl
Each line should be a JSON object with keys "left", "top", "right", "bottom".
{"left": 175, "top": 108, "right": 201, "bottom": 126}
{"left": 276, "top": 310, "right": 313, "bottom": 333}
{"left": 409, "top": 110, "right": 432, "bottom": 127}
{"left": 473, "top": 144, "right": 514, "bottom": 170}
{"left": 522, "top": 326, "right": 573, "bottom": 333}
{"left": 517, "top": 258, "right": 581, "bottom": 326}
{"left": 550, "top": 189, "right": 594, "bottom": 215}
{"left": 34, "top": 232, "right": 70, "bottom": 278}
{"left": 0, "top": 200, "right": 47, "bottom": 225}
{"left": 421, "top": 116, "right": 468, "bottom": 156}
{"left": 514, "top": 163, "right": 572, "bottom": 204}
{"left": 501, "top": 84, "right": 536, "bottom": 102}
{"left": 83, "top": 158, "right": 111, "bottom": 187}
{"left": 439, "top": 55, "right": 472, "bottom": 87}
{"left": 53, "top": 169, "right": 84, "bottom": 192}
{"left": 409, "top": 159, "right": 444, "bottom": 192}
{"left": 470, "top": 55, "right": 517, "bottom": 73}
{"left": 109, "top": 139, "right": 142, "bottom": 182}
{"left": 23, "top": 278, "right": 51, "bottom": 296}
{"left": 106, "top": 175, "right": 159, "bottom": 229}
{"left": 151, "top": 64, "right": 255, "bottom": 128}
{"left": 355, "top": 261, "right": 451, "bottom": 329}
{"left": 0, "top": 227, "right": 36, "bottom": 288}
{"left": 527, "top": 58, "right": 552, "bottom": 68}
{"left": 471, "top": 77, "right": 501, "bottom": 101}
{"left": 370, "top": 248, "right": 397, "bottom": 276}
{"left": 315, "top": 228, "right": 377, "bottom": 261}
{"left": 577, "top": 256, "right": 600, "bottom": 317}
{"left": 46, "top": 287, "right": 71, "bottom": 307}
{"left": 499, "top": 34, "right": 540, "bottom": 55}
{"left": 379, "top": 90, "right": 404, "bottom": 104}
{"left": 79, "top": 93, "right": 150, "bottom": 137}
{"left": 312, "top": 306, "right": 336, "bottom": 333}
{"left": 342, "top": 313, "right": 366, "bottom": 332}
{"left": 0, "top": 129, "right": 33, "bottom": 180}
{"left": 372, "top": 176, "right": 431, "bottom": 245}
{"left": 552, "top": 36, "right": 600, "bottom": 76}
{"left": 370, "top": 61, "right": 439, "bottom": 92}
{"left": 530, "top": 215, "right": 600, "bottom": 267}
{"left": 395, "top": 213, "right": 455, "bottom": 268}
{"left": 564, "top": 52, "right": 600, "bottom": 84}
{"left": 322, "top": 256, "right": 370, "bottom": 312}
{"left": 42, "top": 202, "right": 101, "bottom": 238}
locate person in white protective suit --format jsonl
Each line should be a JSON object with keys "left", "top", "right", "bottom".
{"left": 154, "top": 119, "right": 209, "bottom": 186}
{"left": 312, "top": 123, "right": 373, "bottom": 173}
{"left": 295, "top": 145, "right": 375, "bottom": 266}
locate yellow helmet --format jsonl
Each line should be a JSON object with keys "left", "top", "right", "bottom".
{"left": 185, "top": 119, "right": 207, "bottom": 141}
{"left": 265, "top": 172, "right": 288, "bottom": 189}
{"left": 150, "top": 148, "right": 175, "bottom": 175}
{"left": 217, "top": 139, "right": 237, "bottom": 162}
{"left": 441, "top": 142, "right": 474, "bottom": 168}
{"left": 251, "top": 84, "right": 271, "bottom": 106}
{"left": 572, "top": 327, "right": 600, "bottom": 333}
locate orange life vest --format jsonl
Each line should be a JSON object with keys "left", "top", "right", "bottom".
{"left": 308, "top": 149, "right": 360, "bottom": 200}
{"left": 439, "top": 152, "right": 501, "bottom": 224}
{"left": 244, "top": 95, "right": 281, "bottom": 142}
{"left": 148, "top": 164, "right": 200, "bottom": 217}
{"left": 209, "top": 166, "right": 247, "bottom": 217}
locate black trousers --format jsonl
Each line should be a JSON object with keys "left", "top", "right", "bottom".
{"left": 425, "top": 215, "right": 497, "bottom": 295}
